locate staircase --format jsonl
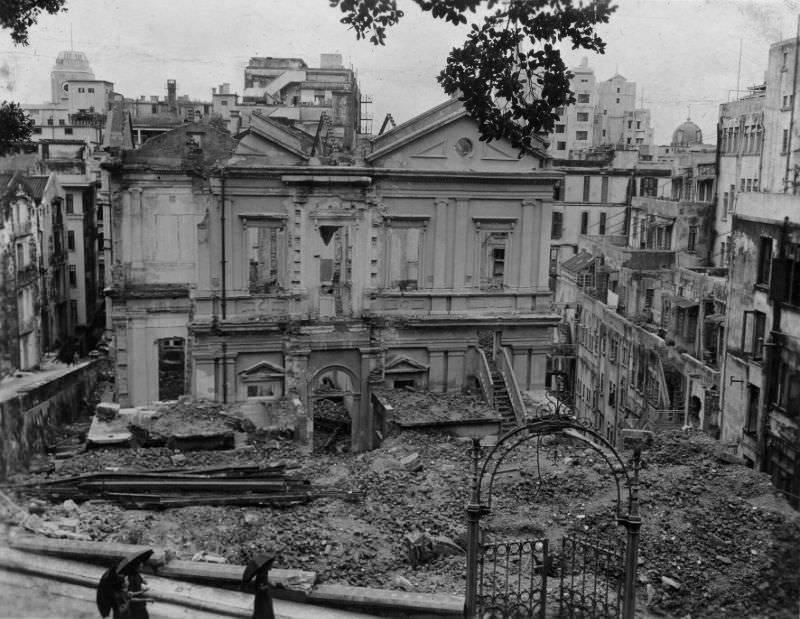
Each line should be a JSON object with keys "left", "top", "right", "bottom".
{"left": 490, "top": 363, "right": 516, "bottom": 429}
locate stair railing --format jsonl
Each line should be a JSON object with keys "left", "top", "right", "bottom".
{"left": 475, "top": 346, "right": 495, "bottom": 407}
{"left": 497, "top": 346, "right": 527, "bottom": 426}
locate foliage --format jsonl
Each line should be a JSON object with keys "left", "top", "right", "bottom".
{"left": 331, "top": 0, "right": 616, "bottom": 150}
{"left": 0, "top": 101, "right": 34, "bottom": 155}
{"left": 0, "top": 0, "right": 67, "bottom": 45}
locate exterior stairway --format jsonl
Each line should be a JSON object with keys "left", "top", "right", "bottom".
{"left": 490, "top": 365, "right": 517, "bottom": 430}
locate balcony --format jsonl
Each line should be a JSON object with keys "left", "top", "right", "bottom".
{"left": 549, "top": 343, "right": 576, "bottom": 357}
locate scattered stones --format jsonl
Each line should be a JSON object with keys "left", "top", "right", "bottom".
{"left": 661, "top": 576, "right": 681, "bottom": 590}
{"left": 391, "top": 575, "right": 414, "bottom": 591}
{"left": 61, "top": 499, "right": 79, "bottom": 513}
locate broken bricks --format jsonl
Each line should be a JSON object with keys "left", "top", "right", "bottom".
{"left": 403, "top": 531, "right": 464, "bottom": 566}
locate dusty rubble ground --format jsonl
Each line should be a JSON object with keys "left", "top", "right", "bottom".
{"left": 7, "top": 389, "right": 800, "bottom": 619}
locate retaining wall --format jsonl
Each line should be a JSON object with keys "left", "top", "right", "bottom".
{"left": 0, "top": 361, "right": 98, "bottom": 479}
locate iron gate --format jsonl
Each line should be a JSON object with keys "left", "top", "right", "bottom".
{"left": 465, "top": 417, "right": 648, "bottom": 619}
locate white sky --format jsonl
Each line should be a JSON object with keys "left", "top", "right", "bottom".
{"left": 0, "top": 0, "right": 798, "bottom": 144}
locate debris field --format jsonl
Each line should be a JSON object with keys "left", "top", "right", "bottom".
{"left": 5, "top": 394, "right": 800, "bottom": 619}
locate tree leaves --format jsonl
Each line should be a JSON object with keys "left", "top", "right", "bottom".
{"left": 0, "top": 101, "right": 34, "bottom": 155}
{"left": 0, "top": 0, "right": 68, "bottom": 46}
{"left": 332, "top": 0, "right": 616, "bottom": 151}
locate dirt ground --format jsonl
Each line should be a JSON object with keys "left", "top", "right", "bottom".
{"left": 6, "top": 394, "right": 800, "bottom": 619}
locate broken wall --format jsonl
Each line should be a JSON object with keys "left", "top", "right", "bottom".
{"left": 0, "top": 360, "right": 97, "bottom": 479}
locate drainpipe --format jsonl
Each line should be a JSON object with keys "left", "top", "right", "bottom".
{"left": 220, "top": 170, "right": 227, "bottom": 319}
{"left": 786, "top": 17, "right": 800, "bottom": 195}
{"left": 222, "top": 341, "right": 228, "bottom": 404}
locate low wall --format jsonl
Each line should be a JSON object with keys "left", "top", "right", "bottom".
{"left": 0, "top": 360, "right": 98, "bottom": 479}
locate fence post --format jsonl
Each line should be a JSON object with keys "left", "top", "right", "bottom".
{"left": 464, "top": 437, "right": 483, "bottom": 618}
{"left": 621, "top": 446, "right": 643, "bottom": 619}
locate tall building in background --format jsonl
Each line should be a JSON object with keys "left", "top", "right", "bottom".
{"left": 547, "top": 59, "right": 654, "bottom": 159}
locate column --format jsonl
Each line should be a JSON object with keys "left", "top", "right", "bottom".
{"left": 358, "top": 347, "right": 381, "bottom": 451}
{"left": 453, "top": 200, "right": 469, "bottom": 290}
{"left": 519, "top": 199, "right": 536, "bottom": 291}
{"left": 447, "top": 349, "right": 466, "bottom": 392}
{"left": 433, "top": 199, "right": 448, "bottom": 290}
{"left": 428, "top": 350, "right": 446, "bottom": 392}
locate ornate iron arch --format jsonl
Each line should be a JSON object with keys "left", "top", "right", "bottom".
{"left": 476, "top": 417, "right": 633, "bottom": 517}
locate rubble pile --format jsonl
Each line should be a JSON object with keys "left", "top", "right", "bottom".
{"left": 6, "top": 418, "right": 800, "bottom": 617}
{"left": 374, "top": 388, "right": 497, "bottom": 424}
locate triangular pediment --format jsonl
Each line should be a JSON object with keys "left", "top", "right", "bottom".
{"left": 239, "top": 360, "right": 286, "bottom": 378}
{"left": 233, "top": 126, "right": 308, "bottom": 163}
{"left": 384, "top": 355, "right": 429, "bottom": 374}
{"left": 367, "top": 100, "right": 548, "bottom": 172}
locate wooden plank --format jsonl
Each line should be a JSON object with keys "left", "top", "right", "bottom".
{"left": 9, "top": 533, "right": 317, "bottom": 594}
{"left": 308, "top": 584, "right": 465, "bottom": 615}
{"left": 9, "top": 534, "right": 169, "bottom": 568}
{"left": 0, "top": 548, "right": 377, "bottom": 618}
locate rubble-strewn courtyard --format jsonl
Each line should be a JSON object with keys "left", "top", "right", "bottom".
{"left": 5, "top": 392, "right": 799, "bottom": 619}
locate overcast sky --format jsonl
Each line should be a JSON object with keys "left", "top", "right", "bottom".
{"left": 1, "top": 0, "right": 798, "bottom": 144}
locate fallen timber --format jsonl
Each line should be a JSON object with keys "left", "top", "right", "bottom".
{"left": 17, "top": 462, "right": 361, "bottom": 509}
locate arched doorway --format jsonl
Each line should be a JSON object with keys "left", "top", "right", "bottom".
{"left": 309, "top": 365, "right": 360, "bottom": 453}
{"left": 464, "top": 413, "right": 647, "bottom": 618}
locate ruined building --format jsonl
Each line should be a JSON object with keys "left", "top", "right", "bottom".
{"left": 553, "top": 118, "right": 723, "bottom": 446}
{"left": 103, "top": 95, "right": 561, "bottom": 451}
{"left": 720, "top": 35, "right": 800, "bottom": 507}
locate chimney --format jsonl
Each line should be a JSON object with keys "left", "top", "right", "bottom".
{"left": 221, "top": 83, "right": 231, "bottom": 95}
{"left": 167, "top": 79, "right": 177, "bottom": 113}
{"left": 212, "top": 87, "right": 217, "bottom": 95}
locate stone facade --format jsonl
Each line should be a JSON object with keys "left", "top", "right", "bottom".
{"left": 105, "top": 100, "right": 560, "bottom": 451}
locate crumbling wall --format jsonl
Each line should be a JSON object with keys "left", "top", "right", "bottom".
{"left": 0, "top": 360, "right": 97, "bottom": 479}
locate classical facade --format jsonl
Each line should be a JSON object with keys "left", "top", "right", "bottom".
{"left": 105, "top": 99, "right": 560, "bottom": 451}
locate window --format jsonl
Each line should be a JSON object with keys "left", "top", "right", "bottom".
{"left": 32, "top": 127, "right": 42, "bottom": 134}
{"left": 637, "top": 121, "right": 641, "bottom": 129}
{"left": 577, "top": 112, "right": 589, "bottom": 122}
{"left": 746, "top": 178, "right": 752, "bottom": 192}
{"left": 551, "top": 212, "right": 563, "bottom": 239}
{"left": 386, "top": 220, "right": 425, "bottom": 290}
{"left": 745, "top": 384, "right": 760, "bottom": 434}
{"left": 68, "top": 265, "right": 77, "bottom": 287}
{"left": 599, "top": 212, "right": 607, "bottom": 235}
{"left": 641, "top": 177, "right": 657, "bottom": 197}
{"left": 775, "top": 361, "right": 800, "bottom": 413}
{"left": 627, "top": 121, "right": 632, "bottom": 129}
{"left": 577, "top": 93, "right": 590, "bottom": 103}
{"left": 742, "top": 310, "right": 766, "bottom": 359}
{"left": 77, "top": 87, "right": 84, "bottom": 93}
{"left": 758, "top": 237, "right": 773, "bottom": 285}
{"left": 555, "top": 124, "right": 565, "bottom": 134}
{"left": 549, "top": 247, "right": 559, "bottom": 276}
{"left": 58, "top": 119, "right": 65, "bottom": 126}
{"left": 601, "top": 177, "right": 608, "bottom": 203}
{"left": 576, "top": 131, "right": 588, "bottom": 141}
{"left": 722, "top": 192, "right": 729, "bottom": 219}
{"left": 616, "top": 98, "right": 620, "bottom": 104}
{"left": 556, "top": 141, "right": 566, "bottom": 151}
{"left": 741, "top": 178, "right": 746, "bottom": 192}
{"left": 687, "top": 226, "right": 697, "bottom": 252}
{"left": 97, "top": 233, "right": 104, "bottom": 252}
{"left": 65, "top": 194, "right": 74, "bottom": 214}
{"left": 580, "top": 211, "right": 589, "bottom": 234}
{"left": 729, "top": 185, "right": 735, "bottom": 213}
{"left": 475, "top": 220, "right": 514, "bottom": 290}
{"left": 769, "top": 242, "right": 800, "bottom": 306}
{"left": 64, "top": 128, "right": 73, "bottom": 135}
{"left": 220, "top": 99, "right": 228, "bottom": 106}
{"left": 783, "top": 129, "right": 790, "bottom": 153}
{"left": 70, "top": 299, "right": 78, "bottom": 325}
{"left": 244, "top": 219, "right": 287, "bottom": 294}
{"left": 97, "top": 205, "right": 103, "bottom": 221}
{"left": 602, "top": 129, "right": 606, "bottom": 137}
{"left": 88, "top": 87, "right": 94, "bottom": 93}
{"left": 583, "top": 176, "right": 590, "bottom": 201}
{"left": 47, "top": 118, "right": 53, "bottom": 125}
{"left": 151, "top": 104, "right": 158, "bottom": 114}
{"left": 67, "top": 230, "right": 75, "bottom": 251}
